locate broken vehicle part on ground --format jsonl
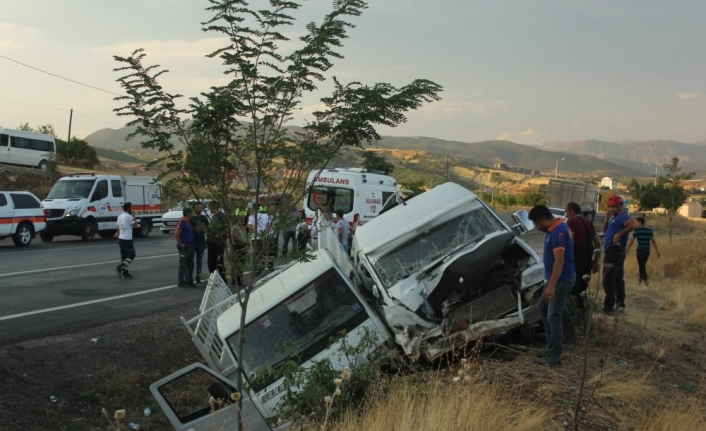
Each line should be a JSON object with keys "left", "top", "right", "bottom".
{"left": 150, "top": 181, "right": 545, "bottom": 430}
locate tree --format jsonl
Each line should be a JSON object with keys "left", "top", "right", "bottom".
{"left": 656, "top": 157, "right": 695, "bottom": 240}
{"left": 112, "top": 1, "right": 441, "bottom": 427}
{"left": 361, "top": 151, "right": 394, "bottom": 175}
{"left": 56, "top": 137, "right": 100, "bottom": 168}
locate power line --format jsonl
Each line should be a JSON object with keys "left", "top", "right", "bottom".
{"left": 0, "top": 54, "right": 123, "bottom": 97}
{"left": 0, "top": 97, "right": 70, "bottom": 112}
{"left": 74, "top": 111, "right": 120, "bottom": 129}
{"left": 0, "top": 98, "right": 120, "bottom": 129}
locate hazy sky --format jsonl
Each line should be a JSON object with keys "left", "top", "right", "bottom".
{"left": 1, "top": 0, "right": 705, "bottom": 145}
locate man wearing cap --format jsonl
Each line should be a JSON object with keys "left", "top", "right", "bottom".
{"left": 116, "top": 202, "right": 138, "bottom": 279}
{"left": 601, "top": 195, "right": 635, "bottom": 314}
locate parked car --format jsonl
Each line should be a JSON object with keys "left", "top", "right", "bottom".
{"left": 0, "top": 191, "right": 46, "bottom": 247}
{"left": 160, "top": 199, "right": 212, "bottom": 234}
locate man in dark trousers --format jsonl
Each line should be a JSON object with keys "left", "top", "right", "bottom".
{"left": 601, "top": 195, "right": 635, "bottom": 314}
{"left": 207, "top": 201, "right": 227, "bottom": 280}
{"left": 191, "top": 203, "right": 209, "bottom": 284}
{"left": 175, "top": 207, "right": 195, "bottom": 287}
{"left": 565, "top": 202, "right": 601, "bottom": 309}
{"left": 528, "top": 205, "right": 575, "bottom": 368}
{"left": 627, "top": 217, "right": 661, "bottom": 286}
{"left": 116, "top": 202, "right": 138, "bottom": 279}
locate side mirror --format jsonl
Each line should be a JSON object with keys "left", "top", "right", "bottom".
{"left": 511, "top": 209, "right": 534, "bottom": 236}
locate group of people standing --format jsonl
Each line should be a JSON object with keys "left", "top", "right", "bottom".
{"left": 528, "top": 195, "right": 660, "bottom": 368}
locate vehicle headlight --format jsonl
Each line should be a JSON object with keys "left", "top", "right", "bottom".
{"left": 65, "top": 206, "right": 81, "bottom": 217}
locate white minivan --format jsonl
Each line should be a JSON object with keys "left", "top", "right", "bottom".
{"left": 0, "top": 128, "right": 56, "bottom": 171}
{"left": 303, "top": 167, "right": 402, "bottom": 231}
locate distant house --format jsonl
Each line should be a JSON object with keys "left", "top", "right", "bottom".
{"left": 601, "top": 177, "right": 617, "bottom": 190}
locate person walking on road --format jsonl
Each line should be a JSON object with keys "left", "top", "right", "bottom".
{"left": 116, "top": 202, "right": 138, "bottom": 279}
{"left": 601, "top": 195, "right": 635, "bottom": 314}
{"left": 565, "top": 202, "right": 601, "bottom": 309}
{"left": 191, "top": 203, "right": 209, "bottom": 284}
{"left": 208, "top": 201, "right": 227, "bottom": 281}
{"left": 528, "top": 205, "right": 576, "bottom": 368}
{"left": 175, "top": 207, "right": 195, "bottom": 287}
{"left": 627, "top": 217, "right": 660, "bottom": 286}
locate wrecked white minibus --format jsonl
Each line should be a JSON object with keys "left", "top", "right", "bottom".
{"left": 150, "top": 182, "right": 545, "bottom": 430}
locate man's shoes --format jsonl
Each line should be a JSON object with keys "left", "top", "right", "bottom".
{"left": 122, "top": 271, "right": 134, "bottom": 279}
{"left": 195, "top": 279, "right": 203, "bottom": 285}
{"left": 116, "top": 265, "right": 124, "bottom": 278}
{"left": 535, "top": 356, "right": 562, "bottom": 368}
{"left": 534, "top": 350, "right": 550, "bottom": 358}
{"left": 618, "top": 305, "right": 625, "bottom": 313}
{"left": 600, "top": 308, "right": 615, "bottom": 316}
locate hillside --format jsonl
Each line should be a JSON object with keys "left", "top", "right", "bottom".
{"left": 85, "top": 126, "right": 644, "bottom": 177}
{"left": 542, "top": 139, "right": 706, "bottom": 170}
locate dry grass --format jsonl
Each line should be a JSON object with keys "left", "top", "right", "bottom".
{"left": 324, "top": 215, "right": 706, "bottom": 431}
{"left": 332, "top": 376, "right": 551, "bottom": 431}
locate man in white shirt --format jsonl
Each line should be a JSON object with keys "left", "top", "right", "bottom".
{"left": 116, "top": 202, "right": 138, "bottom": 279}
{"left": 335, "top": 209, "right": 350, "bottom": 254}
{"left": 248, "top": 207, "right": 270, "bottom": 272}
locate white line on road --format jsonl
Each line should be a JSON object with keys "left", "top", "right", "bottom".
{"left": 0, "top": 253, "right": 178, "bottom": 278}
{"left": 0, "top": 284, "right": 177, "bottom": 321}
{"left": 1, "top": 238, "right": 174, "bottom": 255}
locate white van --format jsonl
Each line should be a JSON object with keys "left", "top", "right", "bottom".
{"left": 303, "top": 167, "right": 401, "bottom": 231}
{"left": 0, "top": 128, "right": 56, "bottom": 171}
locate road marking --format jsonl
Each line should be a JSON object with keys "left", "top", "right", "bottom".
{"left": 0, "top": 284, "right": 177, "bottom": 321}
{"left": 0, "top": 238, "right": 174, "bottom": 255}
{"left": 0, "top": 253, "right": 178, "bottom": 278}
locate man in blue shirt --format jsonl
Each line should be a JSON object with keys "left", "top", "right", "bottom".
{"left": 175, "top": 207, "right": 195, "bottom": 287}
{"left": 627, "top": 217, "right": 660, "bottom": 286}
{"left": 601, "top": 195, "right": 635, "bottom": 314}
{"left": 528, "top": 205, "right": 576, "bottom": 368}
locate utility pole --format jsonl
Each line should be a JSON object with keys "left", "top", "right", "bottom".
{"left": 66, "top": 108, "right": 73, "bottom": 166}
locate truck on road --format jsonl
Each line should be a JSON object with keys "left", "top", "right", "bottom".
{"left": 41, "top": 173, "right": 162, "bottom": 241}
{"left": 546, "top": 179, "right": 600, "bottom": 221}
{"left": 150, "top": 182, "right": 549, "bottom": 431}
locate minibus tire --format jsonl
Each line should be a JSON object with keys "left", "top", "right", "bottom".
{"left": 81, "top": 220, "right": 97, "bottom": 242}
{"left": 40, "top": 232, "right": 54, "bottom": 242}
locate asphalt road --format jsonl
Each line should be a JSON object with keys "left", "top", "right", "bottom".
{"left": 0, "top": 211, "right": 556, "bottom": 346}
{"left": 0, "top": 233, "right": 205, "bottom": 346}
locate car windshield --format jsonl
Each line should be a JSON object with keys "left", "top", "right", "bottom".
{"left": 373, "top": 207, "right": 506, "bottom": 289}
{"left": 46, "top": 179, "right": 96, "bottom": 199}
{"left": 227, "top": 268, "right": 367, "bottom": 392}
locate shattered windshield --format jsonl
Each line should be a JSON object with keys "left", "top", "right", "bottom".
{"left": 46, "top": 179, "right": 96, "bottom": 199}
{"left": 227, "top": 268, "right": 367, "bottom": 392}
{"left": 373, "top": 207, "right": 506, "bottom": 289}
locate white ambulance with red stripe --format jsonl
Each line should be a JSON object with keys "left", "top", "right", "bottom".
{"left": 304, "top": 167, "right": 402, "bottom": 233}
{"left": 0, "top": 191, "right": 46, "bottom": 247}
{"left": 41, "top": 173, "right": 162, "bottom": 242}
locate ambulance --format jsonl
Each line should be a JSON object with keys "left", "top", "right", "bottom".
{"left": 303, "top": 167, "right": 401, "bottom": 231}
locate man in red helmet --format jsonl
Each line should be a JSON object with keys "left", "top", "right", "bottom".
{"left": 601, "top": 195, "right": 635, "bottom": 314}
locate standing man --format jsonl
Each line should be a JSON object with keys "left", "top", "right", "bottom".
{"left": 208, "top": 201, "right": 227, "bottom": 280}
{"left": 565, "top": 202, "right": 602, "bottom": 309}
{"left": 175, "top": 207, "right": 195, "bottom": 287}
{"left": 627, "top": 217, "right": 660, "bottom": 286}
{"left": 116, "top": 202, "right": 138, "bottom": 279}
{"left": 335, "top": 209, "right": 350, "bottom": 254}
{"left": 266, "top": 203, "right": 280, "bottom": 266}
{"left": 191, "top": 203, "right": 209, "bottom": 285}
{"left": 601, "top": 195, "right": 635, "bottom": 314}
{"left": 281, "top": 204, "right": 298, "bottom": 258}
{"left": 528, "top": 205, "right": 575, "bottom": 368}
{"left": 248, "top": 204, "right": 270, "bottom": 273}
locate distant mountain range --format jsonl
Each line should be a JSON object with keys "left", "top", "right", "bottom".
{"left": 83, "top": 126, "right": 706, "bottom": 178}
{"left": 540, "top": 139, "right": 706, "bottom": 172}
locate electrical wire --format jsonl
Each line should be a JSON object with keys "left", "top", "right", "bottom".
{"left": 73, "top": 111, "right": 121, "bottom": 128}
{"left": 0, "top": 54, "right": 123, "bottom": 97}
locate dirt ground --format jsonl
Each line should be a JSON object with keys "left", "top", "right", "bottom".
{"left": 0, "top": 302, "right": 203, "bottom": 431}
{"left": 0, "top": 164, "right": 61, "bottom": 197}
